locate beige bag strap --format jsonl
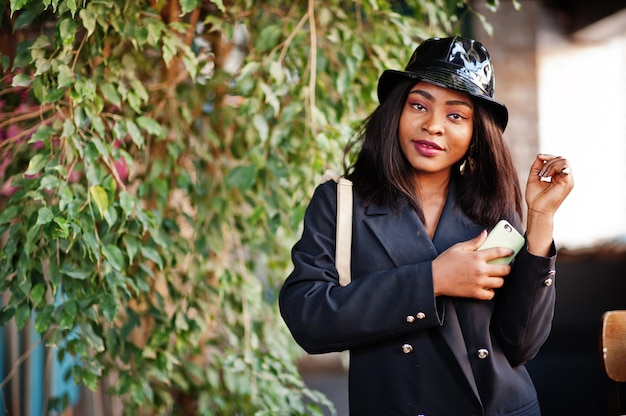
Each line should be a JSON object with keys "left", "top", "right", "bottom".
{"left": 322, "top": 170, "right": 353, "bottom": 286}
{"left": 335, "top": 178, "right": 353, "bottom": 286}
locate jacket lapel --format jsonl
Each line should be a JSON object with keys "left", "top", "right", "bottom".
{"left": 361, "top": 199, "right": 438, "bottom": 267}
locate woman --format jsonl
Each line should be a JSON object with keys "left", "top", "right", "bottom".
{"left": 279, "top": 36, "right": 573, "bottom": 415}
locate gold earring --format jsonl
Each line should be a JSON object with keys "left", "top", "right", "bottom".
{"left": 460, "top": 142, "right": 476, "bottom": 175}
{"left": 460, "top": 157, "right": 475, "bottom": 175}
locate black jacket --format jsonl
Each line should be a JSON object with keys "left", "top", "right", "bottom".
{"left": 279, "top": 180, "right": 557, "bottom": 415}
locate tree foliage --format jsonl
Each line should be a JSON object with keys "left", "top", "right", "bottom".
{"left": 0, "top": 0, "right": 510, "bottom": 414}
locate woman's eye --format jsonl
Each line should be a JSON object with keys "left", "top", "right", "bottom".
{"left": 449, "top": 113, "right": 464, "bottom": 120}
{"left": 411, "top": 103, "right": 426, "bottom": 111}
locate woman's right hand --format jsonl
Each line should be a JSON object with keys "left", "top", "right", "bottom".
{"left": 431, "top": 230, "right": 514, "bottom": 300}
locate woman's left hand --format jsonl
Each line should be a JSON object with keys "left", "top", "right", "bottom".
{"left": 525, "top": 154, "right": 574, "bottom": 216}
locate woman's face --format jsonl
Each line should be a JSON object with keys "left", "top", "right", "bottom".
{"left": 398, "top": 81, "right": 474, "bottom": 180}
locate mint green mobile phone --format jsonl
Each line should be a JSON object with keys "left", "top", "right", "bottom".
{"left": 478, "top": 220, "right": 525, "bottom": 264}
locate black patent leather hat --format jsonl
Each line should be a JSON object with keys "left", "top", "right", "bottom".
{"left": 378, "top": 36, "right": 509, "bottom": 131}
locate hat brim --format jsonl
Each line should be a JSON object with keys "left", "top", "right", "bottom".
{"left": 377, "top": 69, "right": 509, "bottom": 131}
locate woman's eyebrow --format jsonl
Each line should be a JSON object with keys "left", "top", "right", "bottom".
{"left": 446, "top": 99, "right": 473, "bottom": 109}
{"left": 408, "top": 89, "right": 473, "bottom": 109}
{"left": 409, "top": 89, "right": 433, "bottom": 100}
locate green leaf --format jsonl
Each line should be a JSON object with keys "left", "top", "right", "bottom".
{"left": 123, "top": 234, "right": 139, "bottom": 263}
{"left": 13, "top": 4, "right": 40, "bottom": 28}
{"left": 61, "top": 265, "right": 91, "bottom": 280}
{"left": 52, "top": 216, "right": 70, "bottom": 238}
{"left": 180, "top": 0, "right": 201, "bottom": 14}
{"left": 15, "top": 303, "right": 31, "bottom": 330}
{"left": 91, "top": 137, "right": 110, "bottom": 158}
{"left": 30, "top": 124, "right": 55, "bottom": 144}
{"left": 81, "top": 370, "right": 99, "bottom": 392}
{"left": 162, "top": 35, "right": 178, "bottom": 65}
{"left": 66, "top": 0, "right": 78, "bottom": 16}
{"left": 259, "top": 82, "right": 280, "bottom": 115}
{"left": 34, "top": 57, "right": 51, "bottom": 76}
{"left": 59, "top": 17, "right": 78, "bottom": 46}
{"left": 126, "top": 120, "right": 144, "bottom": 148}
{"left": 42, "top": 87, "right": 66, "bottom": 104}
{"left": 269, "top": 61, "right": 285, "bottom": 84}
{"left": 48, "top": 260, "right": 61, "bottom": 286}
{"left": 34, "top": 305, "right": 54, "bottom": 333}
{"left": 174, "top": 311, "right": 189, "bottom": 331}
{"left": 0, "top": 205, "right": 20, "bottom": 225}
{"left": 102, "top": 244, "right": 125, "bottom": 271}
{"left": 119, "top": 191, "right": 135, "bottom": 217}
{"left": 256, "top": 24, "right": 281, "bottom": 53}
{"left": 137, "top": 116, "right": 164, "bottom": 138}
{"left": 26, "top": 222, "right": 42, "bottom": 250}
{"left": 40, "top": 174, "right": 60, "bottom": 191}
{"left": 129, "top": 78, "right": 148, "bottom": 103}
{"left": 59, "top": 302, "right": 76, "bottom": 329}
{"left": 90, "top": 114, "right": 106, "bottom": 138}
{"left": 181, "top": 47, "right": 198, "bottom": 80}
{"left": 0, "top": 55, "right": 9, "bottom": 71}
{"left": 79, "top": 7, "right": 96, "bottom": 36}
{"left": 112, "top": 120, "right": 128, "bottom": 141}
{"left": 101, "top": 82, "right": 121, "bottom": 107}
{"left": 25, "top": 154, "right": 47, "bottom": 176}
{"left": 31, "top": 283, "right": 46, "bottom": 306}
{"left": 62, "top": 118, "right": 76, "bottom": 138}
{"left": 79, "top": 322, "right": 105, "bottom": 353}
{"left": 140, "top": 246, "right": 163, "bottom": 270}
{"left": 100, "top": 292, "right": 118, "bottom": 322}
{"left": 36, "top": 207, "right": 54, "bottom": 226}
{"left": 89, "top": 185, "right": 109, "bottom": 218}
{"left": 0, "top": 307, "right": 15, "bottom": 327}
{"left": 253, "top": 114, "right": 269, "bottom": 142}
{"left": 104, "top": 206, "right": 118, "bottom": 227}
{"left": 225, "top": 164, "right": 257, "bottom": 191}
{"left": 12, "top": 73, "right": 32, "bottom": 87}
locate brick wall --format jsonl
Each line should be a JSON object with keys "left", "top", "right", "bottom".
{"left": 472, "top": 1, "right": 543, "bottom": 194}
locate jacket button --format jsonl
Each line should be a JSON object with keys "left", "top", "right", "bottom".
{"left": 544, "top": 278, "right": 553, "bottom": 286}
{"left": 477, "top": 349, "right": 489, "bottom": 359}
{"left": 402, "top": 344, "right": 414, "bottom": 354}
{"left": 416, "top": 312, "right": 426, "bottom": 320}
{"left": 406, "top": 315, "right": 415, "bottom": 323}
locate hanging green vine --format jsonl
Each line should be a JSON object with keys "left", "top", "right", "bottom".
{"left": 0, "top": 0, "right": 509, "bottom": 414}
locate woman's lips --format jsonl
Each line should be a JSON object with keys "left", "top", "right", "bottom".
{"left": 413, "top": 140, "right": 443, "bottom": 157}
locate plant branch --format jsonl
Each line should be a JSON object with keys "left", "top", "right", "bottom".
{"left": 72, "top": 28, "right": 88, "bottom": 73}
{"left": 307, "top": 0, "right": 317, "bottom": 138}
{"left": 0, "top": 335, "right": 43, "bottom": 390}
{"left": 229, "top": 215, "right": 258, "bottom": 399}
{"left": 355, "top": 0, "right": 372, "bottom": 57}
{"left": 0, "top": 104, "right": 55, "bottom": 130}
{"left": 278, "top": 12, "right": 308, "bottom": 65}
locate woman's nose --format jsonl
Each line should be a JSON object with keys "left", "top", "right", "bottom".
{"left": 422, "top": 114, "right": 444, "bottom": 135}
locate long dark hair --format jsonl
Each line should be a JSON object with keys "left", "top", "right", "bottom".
{"left": 347, "top": 80, "right": 523, "bottom": 228}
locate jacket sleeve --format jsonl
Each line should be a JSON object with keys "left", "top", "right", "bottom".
{"left": 492, "top": 241, "right": 557, "bottom": 365}
{"left": 279, "top": 182, "right": 443, "bottom": 354}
